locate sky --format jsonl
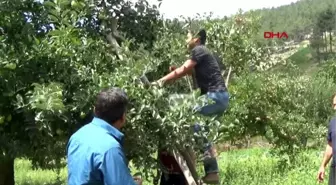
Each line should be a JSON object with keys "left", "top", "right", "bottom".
{"left": 145, "top": 0, "right": 300, "bottom": 19}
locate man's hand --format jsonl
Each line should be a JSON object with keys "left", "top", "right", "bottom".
{"left": 151, "top": 80, "right": 164, "bottom": 87}
{"left": 133, "top": 176, "right": 142, "bottom": 185}
{"left": 317, "top": 166, "right": 325, "bottom": 183}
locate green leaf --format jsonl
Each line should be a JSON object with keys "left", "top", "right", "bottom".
{"left": 4, "top": 63, "right": 16, "bottom": 70}
{"left": 43, "top": 1, "right": 56, "bottom": 8}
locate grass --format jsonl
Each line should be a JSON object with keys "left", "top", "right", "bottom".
{"left": 287, "top": 47, "right": 321, "bottom": 75}
{"left": 287, "top": 47, "right": 313, "bottom": 65}
{"left": 272, "top": 46, "right": 323, "bottom": 76}
{"left": 15, "top": 159, "right": 67, "bottom": 185}
{"left": 14, "top": 147, "right": 331, "bottom": 185}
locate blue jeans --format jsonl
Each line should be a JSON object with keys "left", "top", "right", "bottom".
{"left": 193, "top": 90, "right": 229, "bottom": 175}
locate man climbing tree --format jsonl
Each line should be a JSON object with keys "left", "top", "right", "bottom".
{"left": 153, "top": 28, "right": 230, "bottom": 184}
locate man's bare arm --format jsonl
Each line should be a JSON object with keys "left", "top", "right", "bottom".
{"left": 320, "top": 142, "right": 332, "bottom": 168}
{"left": 158, "top": 60, "right": 196, "bottom": 84}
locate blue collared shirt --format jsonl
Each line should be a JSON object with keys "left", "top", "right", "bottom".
{"left": 66, "top": 117, "right": 137, "bottom": 185}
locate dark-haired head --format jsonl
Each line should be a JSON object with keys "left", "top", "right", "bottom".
{"left": 186, "top": 28, "right": 207, "bottom": 50}
{"left": 197, "top": 29, "right": 207, "bottom": 45}
{"left": 94, "top": 87, "right": 128, "bottom": 129}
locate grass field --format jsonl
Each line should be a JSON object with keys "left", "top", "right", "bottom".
{"left": 15, "top": 148, "right": 330, "bottom": 185}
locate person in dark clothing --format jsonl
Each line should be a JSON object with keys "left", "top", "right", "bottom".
{"left": 317, "top": 93, "right": 336, "bottom": 184}
{"left": 158, "top": 149, "right": 187, "bottom": 185}
{"left": 153, "top": 29, "right": 229, "bottom": 184}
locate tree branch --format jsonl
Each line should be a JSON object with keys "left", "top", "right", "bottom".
{"left": 225, "top": 66, "right": 232, "bottom": 88}
{"left": 106, "top": 17, "right": 123, "bottom": 60}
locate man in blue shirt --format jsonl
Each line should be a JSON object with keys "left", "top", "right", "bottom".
{"left": 67, "top": 87, "right": 141, "bottom": 185}
{"left": 317, "top": 93, "right": 336, "bottom": 184}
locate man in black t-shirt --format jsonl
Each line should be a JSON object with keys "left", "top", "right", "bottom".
{"left": 317, "top": 94, "right": 336, "bottom": 184}
{"left": 153, "top": 29, "right": 229, "bottom": 184}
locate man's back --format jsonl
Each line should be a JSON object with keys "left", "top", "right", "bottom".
{"left": 67, "top": 117, "right": 136, "bottom": 185}
{"left": 190, "top": 45, "right": 226, "bottom": 95}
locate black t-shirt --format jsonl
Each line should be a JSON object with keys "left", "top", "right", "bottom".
{"left": 213, "top": 52, "right": 225, "bottom": 71}
{"left": 190, "top": 45, "right": 226, "bottom": 94}
{"left": 327, "top": 117, "right": 336, "bottom": 167}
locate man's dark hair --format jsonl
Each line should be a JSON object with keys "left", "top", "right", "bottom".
{"left": 94, "top": 87, "right": 128, "bottom": 124}
{"left": 196, "top": 29, "right": 207, "bottom": 45}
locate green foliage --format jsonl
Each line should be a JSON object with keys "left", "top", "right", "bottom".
{"left": 252, "top": 0, "right": 336, "bottom": 44}
{"left": 0, "top": 0, "right": 335, "bottom": 182}
{"left": 310, "top": 7, "right": 336, "bottom": 57}
{"left": 0, "top": 0, "right": 270, "bottom": 174}
{"left": 221, "top": 72, "right": 334, "bottom": 159}
{"left": 203, "top": 13, "right": 269, "bottom": 73}
{"left": 287, "top": 47, "right": 313, "bottom": 64}
{"left": 318, "top": 59, "right": 336, "bottom": 84}
{"left": 13, "top": 149, "right": 327, "bottom": 185}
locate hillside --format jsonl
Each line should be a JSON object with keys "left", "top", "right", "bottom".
{"left": 251, "top": 0, "right": 336, "bottom": 42}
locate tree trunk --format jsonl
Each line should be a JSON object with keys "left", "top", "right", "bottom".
{"left": 225, "top": 66, "right": 232, "bottom": 88}
{"left": 316, "top": 38, "right": 320, "bottom": 62}
{"left": 99, "top": 0, "right": 124, "bottom": 60}
{"left": 329, "top": 32, "right": 332, "bottom": 53}
{"left": 105, "top": 18, "right": 123, "bottom": 60}
{"left": 0, "top": 158, "right": 15, "bottom": 185}
{"left": 324, "top": 32, "right": 328, "bottom": 52}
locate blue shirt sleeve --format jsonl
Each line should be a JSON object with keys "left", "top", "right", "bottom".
{"left": 328, "top": 118, "right": 336, "bottom": 142}
{"left": 99, "top": 147, "right": 137, "bottom": 185}
{"left": 327, "top": 123, "right": 332, "bottom": 142}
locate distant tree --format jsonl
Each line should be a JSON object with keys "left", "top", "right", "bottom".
{"left": 250, "top": 0, "right": 336, "bottom": 45}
